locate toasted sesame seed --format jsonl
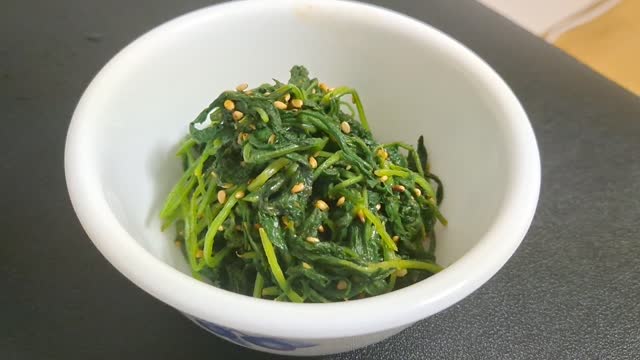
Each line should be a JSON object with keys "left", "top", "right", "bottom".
{"left": 392, "top": 235, "right": 400, "bottom": 242}
{"left": 337, "top": 196, "right": 346, "bottom": 207}
{"left": 254, "top": 223, "right": 262, "bottom": 230}
{"left": 234, "top": 190, "right": 245, "bottom": 199}
{"left": 283, "top": 93, "right": 291, "bottom": 102}
{"left": 264, "top": 92, "right": 271, "bottom": 96}
{"left": 319, "top": 83, "right": 329, "bottom": 92}
{"left": 375, "top": 203, "right": 381, "bottom": 211}
{"left": 380, "top": 175, "right": 389, "bottom": 182}
{"left": 223, "top": 99, "right": 235, "bottom": 111}
{"left": 318, "top": 225, "right": 325, "bottom": 233}
{"left": 395, "top": 268, "right": 408, "bottom": 277}
{"left": 268, "top": 133, "right": 277, "bottom": 144}
{"left": 306, "top": 236, "right": 320, "bottom": 244}
{"left": 232, "top": 110, "right": 244, "bottom": 121}
{"left": 328, "top": 87, "right": 335, "bottom": 92}
{"left": 336, "top": 280, "right": 348, "bottom": 290}
{"left": 196, "top": 249, "right": 204, "bottom": 258}
{"left": 345, "top": 165, "right": 352, "bottom": 171}
{"left": 222, "top": 183, "right": 234, "bottom": 189}
{"left": 414, "top": 188, "right": 422, "bottom": 197}
{"left": 235, "top": 83, "right": 248, "bottom": 92}
{"left": 249, "top": 124, "right": 256, "bottom": 130}
{"left": 376, "top": 148, "right": 388, "bottom": 160}
{"left": 308, "top": 156, "right": 318, "bottom": 169}
{"left": 357, "top": 209, "right": 365, "bottom": 223}
{"left": 340, "top": 121, "right": 351, "bottom": 134}
{"left": 291, "top": 99, "right": 303, "bottom": 108}
{"left": 273, "top": 100, "right": 287, "bottom": 110}
{"left": 315, "top": 200, "right": 329, "bottom": 211}
{"left": 291, "top": 183, "right": 305, "bottom": 193}
{"left": 217, "top": 190, "right": 227, "bottom": 204}
{"left": 302, "top": 262, "right": 312, "bottom": 269}
{"left": 245, "top": 90, "right": 253, "bottom": 95}
{"left": 218, "top": 225, "right": 224, "bottom": 231}
{"left": 311, "top": 88, "right": 316, "bottom": 94}
{"left": 393, "top": 185, "right": 406, "bottom": 192}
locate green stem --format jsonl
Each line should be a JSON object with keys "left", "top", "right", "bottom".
{"left": 247, "top": 158, "right": 290, "bottom": 192}
{"left": 202, "top": 186, "right": 246, "bottom": 266}
{"left": 252, "top": 273, "right": 264, "bottom": 298}
{"left": 258, "top": 228, "right": 304, "bottom": 303}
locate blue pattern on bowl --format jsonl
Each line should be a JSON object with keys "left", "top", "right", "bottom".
{"left": 192, "top": 317, "right": 317, "bottom": 351}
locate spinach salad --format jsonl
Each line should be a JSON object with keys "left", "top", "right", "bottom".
{"left": 160, "top": 66, "right": 446, "bottom": 303}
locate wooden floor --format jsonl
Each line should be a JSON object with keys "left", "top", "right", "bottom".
{"left": 554, "top": 0, "right": 640, "bottom": 95}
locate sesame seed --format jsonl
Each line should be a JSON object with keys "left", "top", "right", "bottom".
{"left": 217, "top": 190, "right": 227, "bottom": 204}
{"left": 337, "top": 196, "right": 346, "bottom": 207}
{"left": 302, "top": 262, "right": 312, "bottom": 269}
{"left": 222, "top": 183, "right": 234, "bottom": 189}
{"left": 340, "top": 121, "right": 351, "bottom": 134}
{"left": 393, "top": 185, "right": 406, "bottom": 192}
{"left": 306, "top": 236, "right": 320, "bottom": 244}
{"left": 291, "top": 183, "right": 305, "bottom": 194}
{"left": 196, "top": 249, "right": 204, "bottom": 258}
{"left": 319, "top": 83, "right": 329, "bottom": 92}
{"left": 336, "top": 280, "right": 348, "bottom": 290}
{"left": 395, "top": 268, "right": 408, "bottom": 277}
{"left": 273, "top": 101, "right": 287, "bottom": 110}
{"left": 234, "top": 190, "right": 245, "bottom": 199}
{"left": 283, "top": 93, "right": 291, "bottom": 102}
{"left": 223, "top": 99, "right": 235, "bottom": 111}
{"left": 392, "top": 235, "right": 400, "bottom": 242}
{"left": 232, "top": 111, "right": 244, "bottom": 121}
{"left": 308, "top": 156, "right": 318, "bottom": 169}
{"left": 375, "top": 203, "right": 381, "bottom": 211}
{"left": 318, "top": 225, "right": 325, "bottom": 233}
{"left": 254, "top": 223, "right": 262, "bottom": 230}
{"left": 268, "top": 133, "right": 277, "bottom": 144}
{"left": 376, "top": 148, "right": 388, "bottom": 160}
{"left": 291, "top": 99, "right": 303, "bottom": 108}
{"left": 414, "top": 188, "right": 422, "bottom": 197}
{"left": 357, "top": 209, "right": 365, "bottom": 223}
{"left": 218, "top": 225, "right": 224, "bottom": 231}
{"left": 235, "top": 83, "right": 248, "bottom": 92}
{"left": 315, "top": 200, "right": 329, "bottom": 211}
{"left": 380, "top": 175, "right": 389, "bottom": 182}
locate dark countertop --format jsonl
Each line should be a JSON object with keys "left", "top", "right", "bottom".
{"left": 2, "top": 1, "right": 639, "bottom": 359}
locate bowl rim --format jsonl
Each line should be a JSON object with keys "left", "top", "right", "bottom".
{"left": 65, "top": 0, "right": 540, "bottom": 339}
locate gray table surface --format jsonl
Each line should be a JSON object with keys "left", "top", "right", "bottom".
{"left": 2, "top": 0, "right": 639, "bottom": 359}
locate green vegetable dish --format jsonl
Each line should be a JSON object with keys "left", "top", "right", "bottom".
{"left": 160, "top": 66, "right": 447, "bottom": 303}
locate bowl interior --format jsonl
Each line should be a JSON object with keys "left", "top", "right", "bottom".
{"left": 87, "top": 3, "right": 512, "bottom": 284}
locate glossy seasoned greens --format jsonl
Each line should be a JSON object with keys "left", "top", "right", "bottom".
{"left": 160, "top": 66, "right": 446, "bottom": 302}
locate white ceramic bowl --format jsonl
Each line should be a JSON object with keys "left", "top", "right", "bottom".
{"left": 65, "top": 0, "right": 540, "bottom": 356}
